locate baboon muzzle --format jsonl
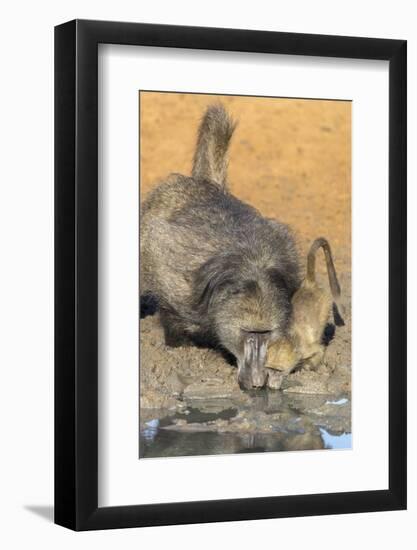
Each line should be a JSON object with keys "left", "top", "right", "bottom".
{"left": 238, "top": 331, "right": 270, "bottom": 389}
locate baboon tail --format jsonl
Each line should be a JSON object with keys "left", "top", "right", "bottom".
{"left": 307, "top": 237, "right": 345, "bottom": 326}
{"left": 191, "top": 104, "right": 236, "bottom": 187}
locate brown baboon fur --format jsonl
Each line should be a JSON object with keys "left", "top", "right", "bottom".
{"left": 140, "top": 104, "right": 301, "bottom": 389}
{"left": 266, "top": 237, "right": 344, "bottom": 389}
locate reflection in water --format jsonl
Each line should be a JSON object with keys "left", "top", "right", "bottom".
{"left": 142, "top": 419, "right": 160, "bottom": 443}
{"left": 319, "top": 428, "right": 352, "bottom": 449}
{"left": 325, "top": 397, "right": 348, "bottom": 406}
{"left": 139, "top": 390, "right": 351, "bottom": 458}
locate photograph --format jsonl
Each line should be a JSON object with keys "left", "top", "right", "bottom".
{"left": 139, "top": 91, "right": 352, "bottom": 458}
{"left": 0, "top": 1, "right": 409, "bottom": 541}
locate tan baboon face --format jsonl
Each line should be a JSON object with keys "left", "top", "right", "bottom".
{"left": 267, "top": 336, "right": 300, "bottom": 373}
{"left": 265, "top": 236, "right": 344, "bottom": 389}
{"left": 266, "top": 282, "right": 332, "bottom": 387}
{"left": 266, "top": 336, "right": 301, "bottom": 389}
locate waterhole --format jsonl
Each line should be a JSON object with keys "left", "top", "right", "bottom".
{"left": 139, "top": 390, "right": 351, "bottom": 458}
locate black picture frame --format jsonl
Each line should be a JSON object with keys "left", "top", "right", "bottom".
{"left": 55, "top": 19, "right": 407, "bottom": 531}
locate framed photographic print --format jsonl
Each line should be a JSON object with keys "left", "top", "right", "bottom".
{"left": 55, "top": 19, "right": 407, "bottom": 530}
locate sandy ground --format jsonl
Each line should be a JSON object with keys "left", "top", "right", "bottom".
{"left": 139, "top": 92, "right": 351, "bottom": 445}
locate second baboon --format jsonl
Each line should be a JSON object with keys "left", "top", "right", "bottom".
{"left": 266, "top": 237, "right": 345, "bottom": 389}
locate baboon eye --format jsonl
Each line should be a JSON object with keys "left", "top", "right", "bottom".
{"left": 229, "top": 280, "right": 258, "bottom": 296}
{"left": 226, "top": 283, "right": 243, "bottom": 296}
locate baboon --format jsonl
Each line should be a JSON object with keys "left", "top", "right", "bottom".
{"left": 266, "top": 237, "right": 345, "bottom": 389}
{"left": 140, "top": 104, "right": 300, "bottom": 389}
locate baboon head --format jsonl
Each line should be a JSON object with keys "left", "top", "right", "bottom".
{"left": 265, "top": 236, "right": 344, "bottom": 386}
{"left": 193, "top": 253, "right": 293, "bottom": 389}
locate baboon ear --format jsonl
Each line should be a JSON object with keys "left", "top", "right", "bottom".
{"left": 193, "top": 254, "right": 240, "bottom": 312}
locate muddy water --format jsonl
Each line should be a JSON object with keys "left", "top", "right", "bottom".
{"left": 139, "top": 391, "right": 351, "bottom": 458}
